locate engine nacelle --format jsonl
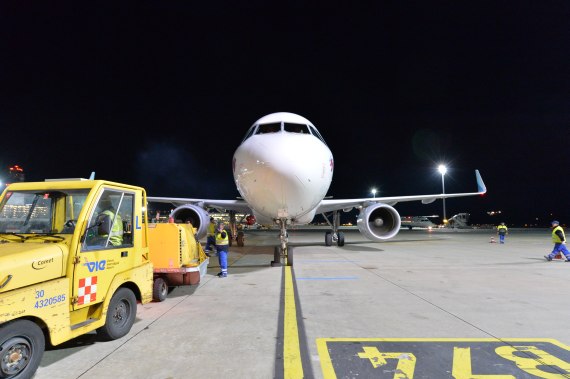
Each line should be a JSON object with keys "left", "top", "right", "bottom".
{"left": 356, "top": 203, "right": 401, "bottom": 241}
{"left": 169, "top": 204, "right": 210, "bottom": 240}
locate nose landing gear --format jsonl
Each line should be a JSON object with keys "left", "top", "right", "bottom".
{"left": 270, "top": 218, "right": 294, "bottom": 267}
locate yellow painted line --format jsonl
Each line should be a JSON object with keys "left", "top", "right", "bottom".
{"left": 317, "top": 339, "right": 337, "bottom": 379}
{"left": 284, "top": 265, "right": 304, "bottom": 378}
{"left": 316, "top": 337, "right": 570, "bottom": 345}
{"left": 317, "top": 338, "right": 570, "bottom": 379}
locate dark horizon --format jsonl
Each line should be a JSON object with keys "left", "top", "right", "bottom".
{"left": 1, "top": 2, "right": 569, "bottom": 228}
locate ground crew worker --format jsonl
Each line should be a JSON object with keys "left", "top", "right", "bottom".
{"left": 545, "top": 220, "right": 570, "bottom": 261}
{"left": 95, "top": 198, "right": 123, "bottom": 246}
{"left": 215, "top": 222, "right": 230, "bottom": 277}
{"left": 205, "top": 217, "right": 216, "bottom": 253}
{"left": 497, "top": 222, "right": 508, "bottom": 244}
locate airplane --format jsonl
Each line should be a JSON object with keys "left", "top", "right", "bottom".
{"left": 400, "top": 215, "right": 439, "bottom": 230}
{"left": 148, "top": 112, "right": 487, "bottom": 266}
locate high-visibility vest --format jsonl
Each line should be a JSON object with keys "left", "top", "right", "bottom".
{"left": 207, "top": 222, "right": 216, "bottom": 236}
{"left": 552, "top": 225, "right": 565, "bottom": 243}
{"left": 497, "top": 225, "right": 508, "bottom": 234}
{"left": 100, "top": 210, "right": 123, "bottom": 246}
{"left": 215, "top": 231, "right": 229, "bottom": 246}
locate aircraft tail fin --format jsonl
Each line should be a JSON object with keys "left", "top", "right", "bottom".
{"left": 89, "top": 171, "right": 95, "bottom": 180}
{"left": 475, "top": 170, "right": 486, "bottom": 194}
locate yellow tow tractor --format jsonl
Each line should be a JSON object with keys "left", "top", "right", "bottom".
{"left": 0, "top": 178, "right": 156, "bottom": 379}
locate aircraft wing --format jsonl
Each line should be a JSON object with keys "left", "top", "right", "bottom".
{"left": 147, "top": 196, "right": 253, "bottom": 214}
{"left": 316, "top": 169, "right": 487, "bottom": 214}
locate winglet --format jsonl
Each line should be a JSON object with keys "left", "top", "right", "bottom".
{"left": 475, "top": 169, "right": 486, "bottom": 194}
{"left": 89, "top": 171, "right": 95, "bottom": 180}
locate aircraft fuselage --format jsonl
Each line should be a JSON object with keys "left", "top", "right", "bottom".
{"left": 233, "top": 113, "right": 333, "bottom": 225}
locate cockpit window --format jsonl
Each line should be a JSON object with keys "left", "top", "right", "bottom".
{"left": 241, "top": 125, "right": 256, "bottom": 142}
{"left": 241, "top": 120, "right": 328, "bottom": 146}
{"left": 309, "top": 125, "right": 327, "bottom": 145}
{"left": 255, "top": 123, "right": 281, "bottom": 134}
{"left": 284, "top": 123, "right": 310, "bottom": 134}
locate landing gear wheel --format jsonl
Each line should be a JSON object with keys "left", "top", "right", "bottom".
{"left": 153, "top": 277, "right": 168, "bottom": 302}
{"left": 325, "top": 231, "right": 333, "bottom": 246}
{"left": 286, "top": 246, "right": 294, "bottom": 266}
{"left": 0, "top": 320, "right": 45, "bottom": 379}
{"left": 237, "top": 232, "right": 245, "bottom": 247}
{"left": 337, "top": 231, "right": 345, "bottom": 247}
{"left": 97, "top": 287, "right": 137, "bottom": 341}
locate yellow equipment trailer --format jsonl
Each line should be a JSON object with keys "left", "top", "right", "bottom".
{"left": 148, "top": 222, "right": 209, "bottom": 301}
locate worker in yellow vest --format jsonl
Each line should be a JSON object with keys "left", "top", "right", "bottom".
{"left": 545, "top": 220, "right": 570, "bottom": 261}
{"left": 88, "top": 197, "right": 123, "bottom": 247}
{"left": 215, "top": 222, "right": 230, "bottom": 277}
{"left": 205, "top": 217, "right": 216, "bottom": 253}
{"left": 496, "top": 222, "right": 508, "bottom": 244}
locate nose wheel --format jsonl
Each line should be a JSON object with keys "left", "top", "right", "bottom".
{"left": 270, "top": 218, "right": 294, "bottom": 266}
{"left": 271, "top": 246, "right": 294, "bottom": 266}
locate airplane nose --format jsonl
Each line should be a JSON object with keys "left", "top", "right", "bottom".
{"left": 234, "top": 136, "right": 331, "bottom": 218}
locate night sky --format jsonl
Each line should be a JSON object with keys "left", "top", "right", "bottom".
{"left": 1, "top": 2, "right": 569, "bottom": 226}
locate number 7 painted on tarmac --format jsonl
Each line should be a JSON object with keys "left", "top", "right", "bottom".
{"left": 358, "top": 346, "right": 416, "bottom": 378}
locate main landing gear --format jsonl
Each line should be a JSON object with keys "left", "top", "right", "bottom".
{"left": 228, "top": 210, "right": 246, "bottom": 247}
{"left": 322, "top": 210, "right": 345, "bottom": 247}
{"left": 271, "top": 218, "right": 294, "bottom": 267}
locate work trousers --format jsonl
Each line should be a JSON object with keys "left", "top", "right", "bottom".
{"left": 216, "top": 244, "right": 229, "bottom": 274}
{"left": 205, "top": 235, "right": 215, "bottom": 251}
{"left": 547, "top": 243, "right": 570, "bottom": 260}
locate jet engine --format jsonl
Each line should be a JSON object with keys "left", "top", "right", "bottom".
{"left": 169, "top": 204, "right": 210, "bottom": 239}
{"left": 356, "top": 203, "right": 401, "bottom": 241}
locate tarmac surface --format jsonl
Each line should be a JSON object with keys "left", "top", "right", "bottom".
{"left": 33, "top": 227, "right": 570, "bottom": 379}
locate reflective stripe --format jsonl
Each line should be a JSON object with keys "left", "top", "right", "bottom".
{"left": 102, "top": 210, "right": 123, "bottom": 246}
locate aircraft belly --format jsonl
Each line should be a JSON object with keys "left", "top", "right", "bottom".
{"left": 242, "top": 176, "right": 318, "bottom": 219}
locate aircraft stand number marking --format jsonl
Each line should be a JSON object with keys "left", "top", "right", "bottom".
{"left": 317, "top": 338, "right": 570, "bottom": 378}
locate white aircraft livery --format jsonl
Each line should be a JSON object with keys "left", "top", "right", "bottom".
{"left": 148, "top": 112, "right": 487, "bottom": 266}
{"left": 400, "top": 215, "right": 438, "bottom": 230}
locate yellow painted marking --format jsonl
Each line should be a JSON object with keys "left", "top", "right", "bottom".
{"left": 453, "top": 347, "right": 515, "bottom": 378}
{"left": 317, "top": 338, "right": 570, "bottom": 379}
{"left": 496, "top": 345, "right": 570, "bottom": 378}
{"left": 358, "top": 346, "right": 416, "bottom": 378}
{"left": 284, "top": 265, "right": 303, "bottom": 378}
{"left": 316, "top": 338, "right": 337, "bottom": 379}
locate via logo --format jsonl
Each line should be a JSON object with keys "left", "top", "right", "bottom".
{"left": 83, "top": 259, "right": 106, "bottom": 272}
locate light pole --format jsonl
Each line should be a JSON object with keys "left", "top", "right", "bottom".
{"left": 438, "top": 165, "right": 447, "bottom": 223}
{"left": 371, "top": 188, "right": 377, "bottom": 198}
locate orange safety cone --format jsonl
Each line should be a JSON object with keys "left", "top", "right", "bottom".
{"left": 490, "top": 236, "right": 496, "bottom": 243}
